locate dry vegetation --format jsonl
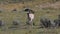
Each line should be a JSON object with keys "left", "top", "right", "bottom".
{"left": 0, "top": 0, "right": 60, "bottom": 34}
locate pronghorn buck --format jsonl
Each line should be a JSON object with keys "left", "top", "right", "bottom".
{"left": 24, "top": 8, "right": 35, "bottom": 25}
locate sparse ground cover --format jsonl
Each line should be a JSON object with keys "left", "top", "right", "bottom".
{"left": 0, "top": 0, "right": 60, "bottom": 34}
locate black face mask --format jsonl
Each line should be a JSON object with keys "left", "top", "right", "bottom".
{"left": 24, "top": 9, "right": 30, "bottom": 11}
{"left": 24, "top": 9, "right": 34, "bottom": 14}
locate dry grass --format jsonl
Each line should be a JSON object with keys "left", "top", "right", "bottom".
{"left": 0, "top": 0, "right": 60, "bottom": 34}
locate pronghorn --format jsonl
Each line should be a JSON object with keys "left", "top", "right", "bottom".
{"left": 24, "top": 9, "right": 35, "bottom": 25}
